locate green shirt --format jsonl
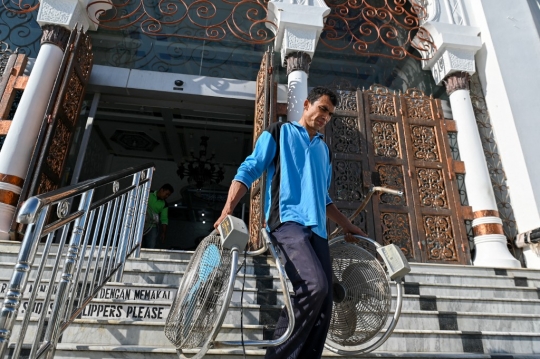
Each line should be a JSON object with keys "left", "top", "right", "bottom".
{"left": 147, "top": 191, "right": 168, "bottom": 226}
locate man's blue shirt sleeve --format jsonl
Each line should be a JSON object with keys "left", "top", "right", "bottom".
{"left": 234, "top": 131, "right": 277, "bottom": 188}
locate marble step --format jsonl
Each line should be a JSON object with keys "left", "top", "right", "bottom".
{"left": 408, "top": 262, "right": 540, "bottom": 280}
{"left": 3, "top": 241, "right": 540, "bottom": 280}
{"left": 10, "top": 289, "right": 540, "bottom": 336}
{"left": 51, "top": 344, "right": 540, "bottom": 359}
{"left": 35, "top": 309, "right": 540, "bottom": 347}
{"left": 51, "top": 327, "right": 540, "bottom": 355}
{"left": 405, "top": 271, "right": 540, "bottom": 287}
{"left": 402, "top": 281, "right": 540, "bottom": 299}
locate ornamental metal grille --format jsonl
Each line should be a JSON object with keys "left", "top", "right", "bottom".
{"left": 7, "top": 89, "right": 23, "bottom": 120}
{"left": 447, "top": 131, "right": 460, "bottom": 161}
{"left": 2, "top": 0, "right": 434, "bottom": 61}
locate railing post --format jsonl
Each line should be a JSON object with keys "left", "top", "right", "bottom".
{"left": 114, "top": 172, "right": 141, "bottom": 282}
{"left": 43, "top": 189, "right": 94, "bottom": 359}
{"left": 135, "top": 167, "right": 153, "bottom": 259}
{"left": 0, "top": 205, "right": 48, "bottom": 359}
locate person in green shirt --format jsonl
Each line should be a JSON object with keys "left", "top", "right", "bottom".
{"left": 142, "top": 183, "right": 174, "bottom": 249}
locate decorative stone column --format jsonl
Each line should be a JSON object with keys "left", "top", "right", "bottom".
{"left": 0, "top": 0, "right": 111, "bottom": 240}
{"left": 284, "top": 51, "right": 311, "bottom": 122}
{"left": 417, "top": 21, "right": 520, "bottom": 268}
{"left": 267, "top": 0, "right": 330, "bottom": 122}
{"left": 444, "top": 72, "right": 520, "bottom": 268}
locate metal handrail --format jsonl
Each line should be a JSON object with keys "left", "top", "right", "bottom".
{"left": 0, "top": 163, "right": 154, "bottom": 359}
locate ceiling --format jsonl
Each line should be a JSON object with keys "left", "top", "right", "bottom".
{"left": 93, "top": 93, "right": 255, "bottom": 166}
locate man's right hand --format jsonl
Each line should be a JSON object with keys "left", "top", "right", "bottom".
{"left": 214, "top": 180, "right": 249, "bottom": 229}
{"left": 214, "top": 210, "right": 232, "bottom": 229}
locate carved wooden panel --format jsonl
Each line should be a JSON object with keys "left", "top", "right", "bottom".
{"left": 350, "top": 85, "right": 470, "bottom": 263}
{"left": 363, "top": 85, "right": 421, "bottom": 262}
{"left": 326, "top": 89, "right": 372, "bottom": 237}
{"left": 400, "top": 88, "right": 469, "bottom": 264}
{"left": 248, "top": 49, "right": 275, "bottom": 250}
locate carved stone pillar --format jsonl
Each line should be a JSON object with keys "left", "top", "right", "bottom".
{"left": 0, "top": 0, "right": 111, "bottom": 240}
{"left": 285, "top": 51, "right": 311, "bottom": 122}
{"left": 443, "top": 72, "right": 520, "bottom": 268}
{"left": 267, "top": 0, "right": 329, "bottom": 122}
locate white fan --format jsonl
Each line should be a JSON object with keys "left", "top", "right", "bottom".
{"left": 165, "top": 216, "right": 295, "bottom": 359}
{"left": 165, "top": 209, "right": 409, "bottom": 357}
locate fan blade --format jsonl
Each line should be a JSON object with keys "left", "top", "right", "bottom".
{"left": 181, "top": 244, "right": 222, "bottom": 340}
{"left": 331, "top": 301, "right": 358, "bottom": 340}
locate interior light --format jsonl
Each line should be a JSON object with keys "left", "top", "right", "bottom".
{"left": 202, "top": 221, "right": 206, "bottom": 224}
{"left": 201, "top": 213, "right": 205, "bottom": 216}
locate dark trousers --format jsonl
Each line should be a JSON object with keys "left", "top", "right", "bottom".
{"left": 141, "top": 226, "right": 158, "bottom": 249}
{"left": 265, "top": 222, "right": 333, "bottom": 359}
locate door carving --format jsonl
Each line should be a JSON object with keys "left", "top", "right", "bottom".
{"left": 248, "top": 49, "right": 276, "bottom": 250}
{"left": 327, "top": 85, "right": 471, "bottom": 264}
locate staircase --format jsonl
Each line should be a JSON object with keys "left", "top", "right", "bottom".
{"left": 1, "top": 241, "right": 539, "bottom": 359}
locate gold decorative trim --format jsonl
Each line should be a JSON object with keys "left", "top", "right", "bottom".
{"left": 0, "top": 173, "right": 24, "bottom": 187}
{"left": 473, "top": 210, "right": 499, "bottom": 219}
{"left": 0, "top": 189, "right": 19, "bottom": 206}
{"left": 473, "top": 223, "right": 504, "bottom": 236}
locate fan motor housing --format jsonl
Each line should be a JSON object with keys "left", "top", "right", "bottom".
{"left": 376, "top": 244, "right": 410, "bottom": 280}
{"left": 217, "top": 215, "right": 249, "bottom": 250}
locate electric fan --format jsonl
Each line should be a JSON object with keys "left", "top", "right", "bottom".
{"left": 325, "top": 234, "right": 409, "bottom": 355}
{"left": 165, "top": 216, "right": 295, "bottom": 359}
{"left": 324, "top": 185, "right": 410, "bottom": 354}
{"left": 166, "top": 186, "right": 409, "bottom": 358}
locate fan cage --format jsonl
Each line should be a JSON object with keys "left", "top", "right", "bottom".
{"left": 328, "top": 240, "right": 392, "bottom": 347}
{"left": 165, "top": 234, "right": 232, "bottom": 349}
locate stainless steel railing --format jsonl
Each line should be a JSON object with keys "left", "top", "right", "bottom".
{"left": 0, "top": 163, "right": 154, "bottom": 359}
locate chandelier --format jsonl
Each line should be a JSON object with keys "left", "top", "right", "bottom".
{"left": 177, "top": 136, "right": 225, "bottom": 189}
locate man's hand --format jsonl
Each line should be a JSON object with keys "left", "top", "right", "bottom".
{"left": 214, "top": 181, "right": 248, "bottom": 229}
{"left": 326, "top": 203, "right": 368, "bottom": 239}
{"left": 214, "top": 209, "right": 233, "bottom": 229}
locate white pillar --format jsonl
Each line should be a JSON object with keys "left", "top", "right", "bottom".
{"left": 417, "top": 21, "right": 520, "bottom": 268}
{"left": 267, "top": 0, "right": 329, "bottom": 121}
{"left": 0, "top": 0, "right": 112, "bottom": 240}
{"left": 0, "top": 28, "right": 68, "bottom": 241}
{"left": 445, "top": 73, "right": 520, "bottom": 268}
{"left": 285, "top": 52, "right": 310, "bottom": 123}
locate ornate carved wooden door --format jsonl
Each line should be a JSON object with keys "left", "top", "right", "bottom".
{"left": 328, "top": 85, "right": 471, "bottom": 264}
{"left": 248, "top": 49, "right": 275, "bottom": 249}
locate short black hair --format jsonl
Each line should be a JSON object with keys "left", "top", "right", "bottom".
{"left": 160, "top": 183, "right": 174, "bottom": 193}
{"left": 307, "top": 86, "right": 338, "bottom": 107}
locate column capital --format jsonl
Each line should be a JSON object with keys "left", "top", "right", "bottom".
{"left": 37, "top": 0, "right": 112, "bottom": 32}
{"left": 267, "top": 0, "right": 330, "bottom": 66}
{"left": 416, "top": 21, "right": 482, "bottom": 85}
{"left": 285, "top": 51, "right": 311, "bottom": 76}
{"left": 443, "top": 71, "right": 470, "bottom": 96}
{"left": 40, "top": 25, "right": 71, "bottom": 51}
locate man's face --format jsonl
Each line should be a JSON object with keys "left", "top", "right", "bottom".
{"left": 300, "top": 95, "right": 335, "bottom": 135}
{"left": 157, "top": 189, "right": 172, "bottom": 200}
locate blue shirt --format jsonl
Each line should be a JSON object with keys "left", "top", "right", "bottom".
{"left": 234, "top": 121, "right": 333, "bottom": 238}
